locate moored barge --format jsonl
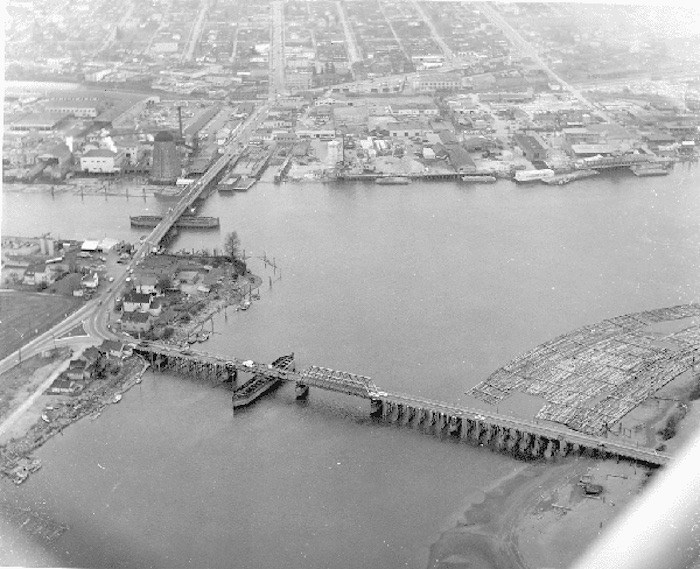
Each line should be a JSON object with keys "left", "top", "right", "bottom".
{"left": 232, "top": 353, "right": 295, "bottom": 409}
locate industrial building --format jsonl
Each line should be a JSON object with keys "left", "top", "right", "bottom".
{"left": 150, "top": 131, "right": 181, "bottom": 183}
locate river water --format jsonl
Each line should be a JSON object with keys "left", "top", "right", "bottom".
{"left": 2, "top": 164, "right": 700, "bottom": 567}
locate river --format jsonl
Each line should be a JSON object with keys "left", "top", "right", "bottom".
{"left": 2, "top": 164, "right": 700, "bottom": 567}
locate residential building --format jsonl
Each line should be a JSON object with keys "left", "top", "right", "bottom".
{"left": 123, "top": 292, "right": 152, "bottom": 313}
{"left": 121, "top": 311, "right": 152, "bottom": 334}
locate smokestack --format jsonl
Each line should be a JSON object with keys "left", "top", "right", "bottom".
{"left": 177, "top": 106, "right": 183, "bottom": 139}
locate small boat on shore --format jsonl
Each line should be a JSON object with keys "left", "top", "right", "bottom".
{"left": 112, "top": 394, "right": 122, "bottom": 404}
{"left": 41, "top": 413, "right": 50, "bottom": 423}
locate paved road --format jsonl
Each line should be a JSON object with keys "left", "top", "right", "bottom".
{"left": 478, "top": 2, "right": 614, "bottom": 123}
{"left": 2, "top": 104, "right": 270, "bottom": 378}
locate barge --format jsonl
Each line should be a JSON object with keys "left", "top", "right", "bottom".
{"left": 461, "top": 175, "right": 497, "bottom": 183}
{"left": 541, "top": 169, "right": 599, "bottom": 185}
{"left": 130, "top": 215, "right": 220, "bottom": 229}
{"left": 232, "top": 353, "right": 295, "bottom": 409}
{"left": 375, "top": 176, "right": 410, "bottom": 185}
{"left": 630, "top": 164, "right": 670, "bottom": 177}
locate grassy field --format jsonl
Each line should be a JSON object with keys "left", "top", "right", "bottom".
{"left": 0, "top": 292, "right": 82, "bottom": 360}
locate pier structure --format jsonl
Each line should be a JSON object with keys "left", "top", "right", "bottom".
{"left": 133, "top": 343, "right": 668, "bottom": 468}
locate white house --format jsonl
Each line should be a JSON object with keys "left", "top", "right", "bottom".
{"left": 123, "top": 291, "right": 152, "bottom": 313}
{"left": 80, "top": 149, "right": 125, "bottom": 174}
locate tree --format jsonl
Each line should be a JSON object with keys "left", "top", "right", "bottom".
{"left": 224, "top": 231, "right": 241, "bottom": 260}
{"left": 157, "top": 275, "right": 172, "bottom": 292}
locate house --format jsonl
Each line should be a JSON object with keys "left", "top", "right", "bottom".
{"left": 47, "top": 376, "right": 83, "bottom": 395}
{"left": 99, "top": 340, "right": 132, "bottom": 359}
{"left": 149, "top": 297, "right": 164, "bottom": 317}
{"left": 66, "top": 359, "right": 89, "bottom": 381}
{"left": 80, "top": 148, "right": 125, "bottom": 174}
{"left": 23, "top": 263, "right": 55, "bottom": 286}
{"left": 135, "top": 275, "right": 159, "bottom": 295}
{"left": 123, "top": 291, "right": 152, "bottom": 313}
{"left": 121, "top": 311, "right": 152, "bottom": 335}
{"left": 81, "top": 272, "right": 99, "bottom": 290}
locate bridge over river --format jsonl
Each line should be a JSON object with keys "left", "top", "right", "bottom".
{"left": 134, "top": 343, "right": 668, "bottom": 468}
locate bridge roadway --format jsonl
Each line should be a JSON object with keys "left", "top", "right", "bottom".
{"left": 135, "top": 343, "right": 668, "bottom": 467}
{"left": 136, "top": 104, "right": 269, "bottom": 259}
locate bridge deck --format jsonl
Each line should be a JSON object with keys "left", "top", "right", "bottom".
{"left": 135, "top": 343, "right": 668, "bottom": 467}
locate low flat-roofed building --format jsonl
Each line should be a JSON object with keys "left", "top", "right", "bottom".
{"left": 568, "top": 144, "right": 616, "bottom": 157}
{"left": 388, "top": 121, "right": 426, "bottom": 139}
{"left": 45, "top": 101, "right": 100, "bottom": 118}
{"left": 9, "top": 112, "right": 68, "bottom": 132}
{"left": 513, "top": 133, "right": 548, "bottom": 162}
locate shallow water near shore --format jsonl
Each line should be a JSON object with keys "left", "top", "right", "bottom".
{"left": 2, "top": 165, "right": 700, "bottom": 567}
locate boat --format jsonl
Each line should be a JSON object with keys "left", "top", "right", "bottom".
{"left": 376, "top": 176, "right": 410, "bottom": 185}
{"left": 197, "top": 331, "right": 210, "bottom": 343}
{"left": 232, "top": 353, "right": 295, "bottom": 409}
{"left": 541, "top": 169, "right": 599, "bottom": 185}
{"left": 135, "top": 375, "right": 143, "bottom": 384}
{"left": 41, "top": 413, "right": 50, "bottom": 423}
{"left": 514, "top": 169, "right": 555, "bottom": 183}
{"left": 240, "top": 301, "right": 251, "bottom": 311}
{"left": 187, "top": 336, "right": 197, "bottom": 344}
{"left": 630, "top": 164, "right": 670, "bottom": 177}
{"left": 461, "top": 175, "right": 497, "bottom": 183}
{"left": 112, "top": 393, "right": 122, "bottom": 404}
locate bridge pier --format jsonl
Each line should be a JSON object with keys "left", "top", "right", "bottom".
{"left": 448, "top": 416, "right": 460, "bottom": 436}
{"left": 544, "top": 439, "right": 555, "bottom": 460}
{"left": 370, "top": 398, "right": 383, "bottom": 417}
{"left": 532, "top": 436, "right": 543, "bottom": 458}
{"left": 506, "top": 428, "right": 520, "bottom": 452}
{"left": 295, "top": 382, "right": 309, "bottom": 400}
{"left": 519, "top": 432, "right": 532, "bottom": 455}
{"left": 404, "top": 405, "right": 416, "bottom": 426}
{"left": 558, "top": 440, "right": 570, "bottom": 457}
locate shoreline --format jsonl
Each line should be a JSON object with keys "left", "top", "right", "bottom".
{"left": 0, "top": 356, "right": 148, "bottom": 485}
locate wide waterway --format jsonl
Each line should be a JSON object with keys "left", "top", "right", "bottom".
{"left": 2, "top": 164, "right": 700, "bottom": 567}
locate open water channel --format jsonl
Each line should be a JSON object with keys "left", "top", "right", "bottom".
{"left": 2, "top": 164, "right": 700, "bottom": 567}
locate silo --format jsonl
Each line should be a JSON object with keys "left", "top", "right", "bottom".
{"left": 150, "top": 131, "right": 180, "bottom": 183}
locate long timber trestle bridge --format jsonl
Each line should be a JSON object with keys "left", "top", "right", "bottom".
{"left": 134, "top": 343, "right": 668, "bottom": 468}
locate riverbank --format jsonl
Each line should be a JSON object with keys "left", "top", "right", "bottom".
{"left": 0, "top": 356, "right": 148, "bottom": 485}
{"left": 427, "top": 457, "right": 650, "bottom": 569}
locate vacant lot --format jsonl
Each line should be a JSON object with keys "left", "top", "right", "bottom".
{"left": 0, "top": 292, "right": 82, "bottom": 360}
